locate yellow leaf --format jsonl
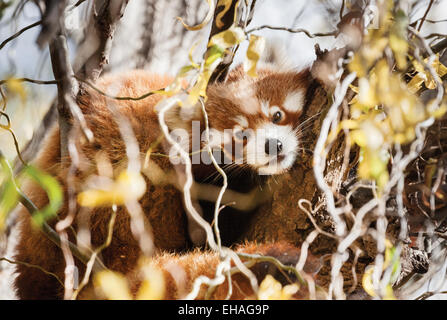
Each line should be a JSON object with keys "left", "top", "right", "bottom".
{"left": 351, "top": 129, "right": 367, "bottom": 147}
{"left": 94, "top": 270, "right": 132, "bottom": 300}
{"left": 244, "top": 34, "right": 265, "bottom": 78}
{"left": 362, "top": 267, "right": 396, "bottom": 299}
{"left": 358, "top": 77, "right": 378, "bottom": 107}
{"left": 362, "top": 266, "right": 376, "bottom": 297}
{"left": 412, "top": 58, "right": 426, "bottom": 75}
{"left": 389, "top": 10, "right": 409, "bottom": 69}
{"left": 176, "top": 0, "right": 215, "bottom": 31}
{"left": 258, "top": 275, "right": 298, "bottom": 300}
{"left": 281, "top": 284, "right": 299, "bottom": 299}
{"left": 136, "top": 263, "right": 165, "bottom": 300}
{"left": 362, "top": 239, "right": 399, "bottom": 299}
{"left": 429, "top": 102, "right": 447, "bottom": 119}
{"left": 349, "top": 38, "right": 388, "bottom": 77}
{"left": 384, "top": 284, "right": 396, "bottom": 300}
{"left": 77, "top": 170, "right": 146, "bottom": 207}
{"left": 5, "top": 78, "right": 27, "bottom": 103}
{"left": 358, "top": 147, "right": 389, "bottom": 190}
{"left": 409, "top": 54, "right": 447, "bottom": 91}
{"left": 349, "top": 95, "right": 359, "bottom": 106}
{"left": 340, "top": 119, "right": 360, "bottom": 130}
{"left": 407, "top": 75, "right": 424, "bottom": 93}
{"left": 188, "top": 70, "right": 212, "bottom": 105}
{"left": 383, "top": 239, "right": 394, "bottom": 269}
{"left": 216, "top": 0, "right": 236, "bottom": 28}
{"left": 432, "top": 54, "right": 447, "bottom": 78}
{"left": 389, "top": 33, "right": 408, "bottom": 69}
{"left": 375, "top": 59, "right": 391, "bottom": 96}
{"left": 186, "top": 39, "right": 202, "bottom": 70}
{"left": 328, "top": 120, "right": 359, "bottom": 144}
{"left": 349, "top": 84, "right": 359, "bottom": 94}
{"left": 348, "top": 55, "right": 366, "bottom": 78}
{"left": 258, "top": 275, "right": 283, "bottom": 300}
{"left": 162, "top": 77, "right": 187, "bottom": 97}
{"left": 208, "top": 26, "right": 245, "bottom": 50}
{"left": 186, "top": 26, "right": 245, "bottom": 105}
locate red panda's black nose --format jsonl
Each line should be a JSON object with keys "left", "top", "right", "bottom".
{"left": 265, "top": 138, "right": 283, "bottom": 155}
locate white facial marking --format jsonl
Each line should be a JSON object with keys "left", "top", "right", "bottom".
{"left": 261, "top": 101, "right": 269, "bottom": 117}
{"left": 245, "top": 123, "right": 298, "bottom": 175}
{"left": 269, "top": 105, "right": 281, "bottom": 117}
{"left": 234, "top": 115, "right": 249, "bottom": 128}
{"left": 283, "top": 90, "right": 304, "bottom": 113}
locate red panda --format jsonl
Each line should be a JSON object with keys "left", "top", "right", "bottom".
{"left": 12, "top": 66, "right": 314, "bottom": 299}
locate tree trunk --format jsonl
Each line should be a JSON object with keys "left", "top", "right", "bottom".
{"left": 106, "top": 0, "right": 209, "bottom": 74}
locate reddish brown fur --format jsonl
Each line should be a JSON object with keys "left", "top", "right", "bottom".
{"left": 206, "top": 67, "right": 310, "bottom": 134}
{"left": 13, "top": 69, "right": 312, "bottom": 299}
{"left": 123, "top": 241, "right": 321, "bottom": 300}
{"left": 14, "top": 71, "right": 188, "bottom": 299}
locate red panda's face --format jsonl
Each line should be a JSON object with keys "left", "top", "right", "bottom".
{"left": 204, "top": 69, "right": 310, "bottom": 175}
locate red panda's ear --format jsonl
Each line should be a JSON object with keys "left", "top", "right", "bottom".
{"left": 226, "top": 64, "right": 245, "bottom": 83}
{"left": 293, "top": 68, "right": 312, "bottom": 87}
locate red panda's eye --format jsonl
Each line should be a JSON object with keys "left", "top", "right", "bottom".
{"left": 272, "top": 111, "right": 283, "bottom": 123}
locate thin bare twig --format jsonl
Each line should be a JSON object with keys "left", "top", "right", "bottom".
{"left": 246, "top": 25, "right": 337, "bottom": 38}
{"left": 0, "top": 20, "right": 42, "bottom": 51}
{"left": 417, "top": 0, "right": 435, "bottom": 32}
{"left": 75, "top": 75, "right": 161, "bottom": 101}
{"left": 0, "top": 257, "right": 64, "bottom": 287}
{"left": 0, "top": 78, "right": 58, "bottom": 86}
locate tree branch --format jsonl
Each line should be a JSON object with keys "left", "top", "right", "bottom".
{"left": 36, "top": 0, "right": 68, "bottom": 48}
{"left": 208, "top": 0, "right": 257, "bottom": 84}
{"left": 49, "top": 34, "right": 79, "bottom": 159}
{"left": 12, "top": 0, "right": 129, "bottom": 173}
{"left": 74, "top": 0, "right": 129, "bottom": 81}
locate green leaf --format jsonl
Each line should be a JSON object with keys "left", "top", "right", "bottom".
{"left": 205, "top": 45, "right": 225, "bottom": 67}
{"left": 0, "top": 179, "right": 19, "bottom": 231}
{"left": 0, "top": 157, "right": 19, "bottom": 231}
{"left": 23, "top": 166, "right": 63, "bottom": 227}
{"left": 178, "top": 65, "right": 195, "bottom": 76}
